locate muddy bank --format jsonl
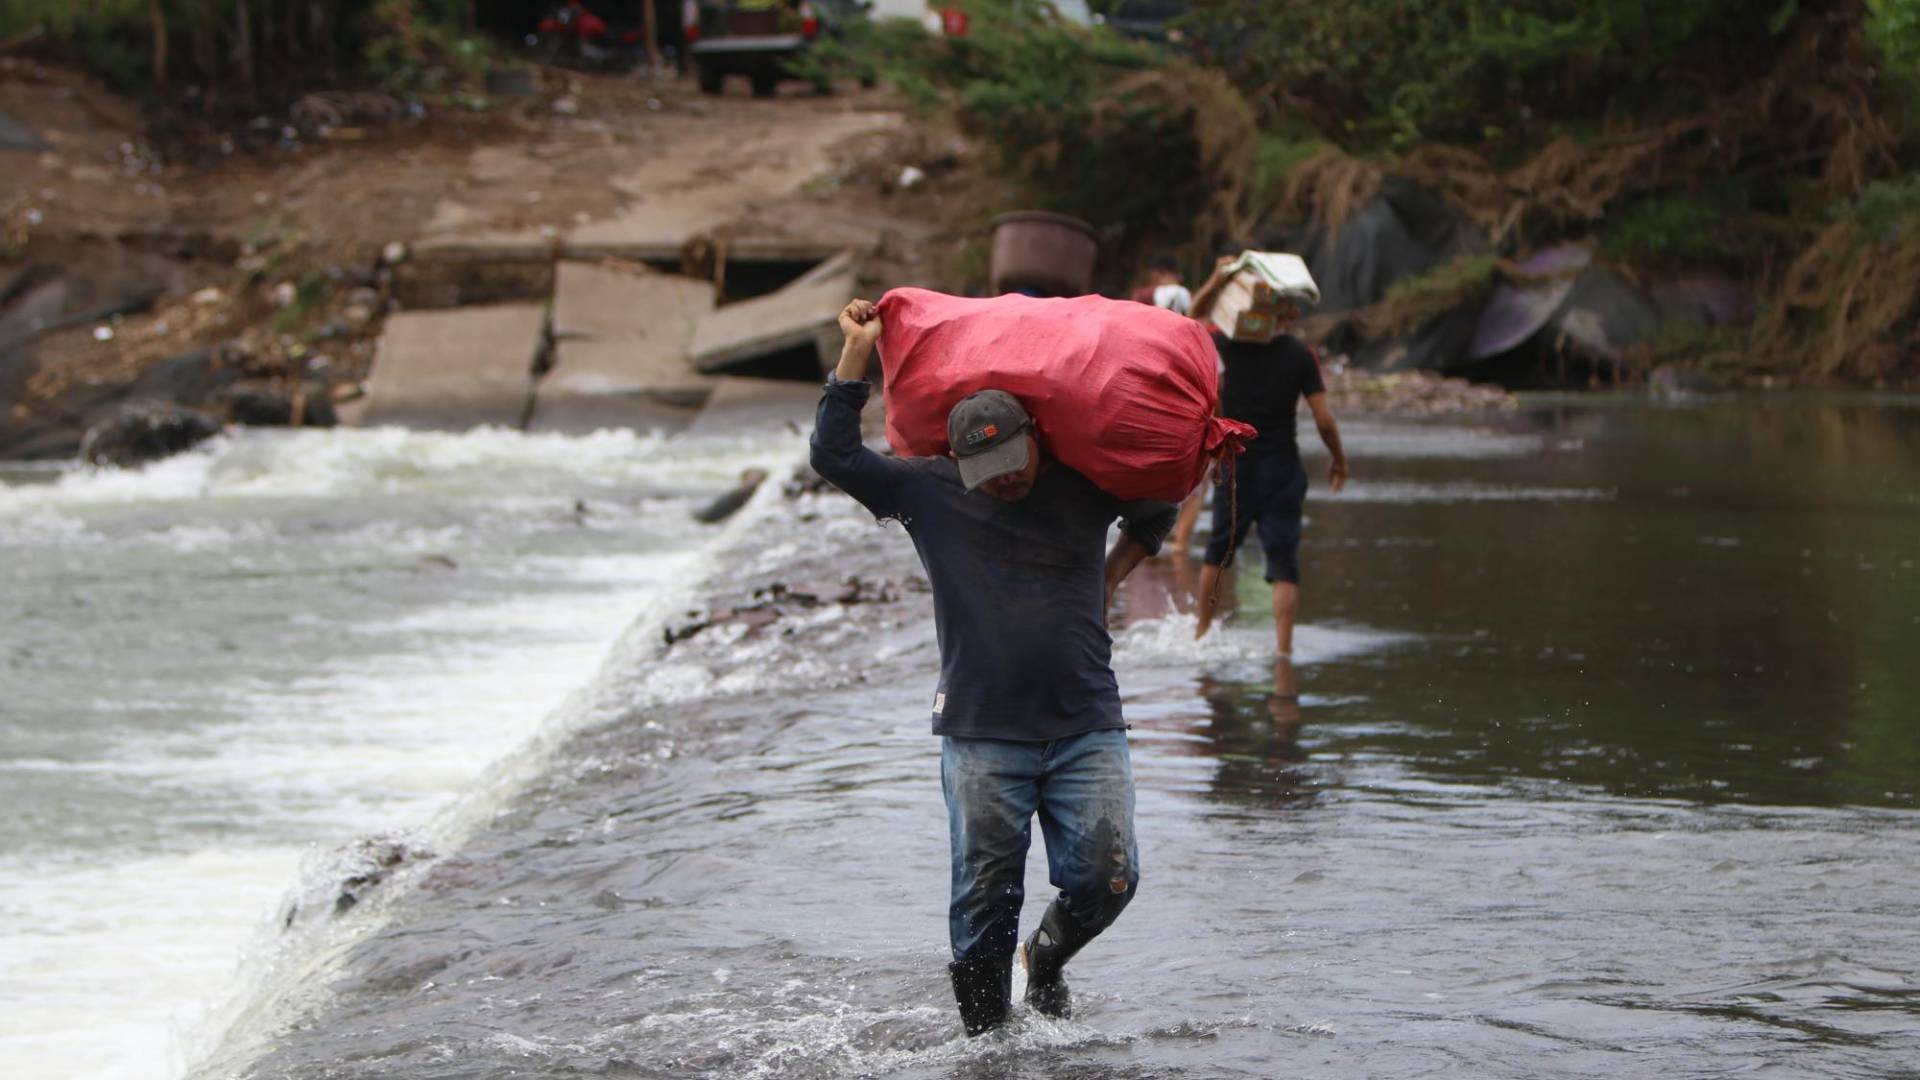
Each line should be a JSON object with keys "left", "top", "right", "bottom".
{"left": 1, "top": 55, "right": 954, "bottom": 461}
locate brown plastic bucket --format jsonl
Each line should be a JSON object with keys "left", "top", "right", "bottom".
{"left": 989, "top": 211, "right": 1100, "bottom": 297}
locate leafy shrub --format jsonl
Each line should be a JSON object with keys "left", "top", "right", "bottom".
{"left": 360, "top": 0, "right": 496, "bottom": 94}
{"left": 1867, "top": 0, "right": 1920, "bottom": 70}
{"left": 1600, "top": 194, "right": 1744, "bottom": 266}
{"left": 1753, "top": 173, "right": 1920, "bottom": 379}
{"left": 1181, "top": 0, "right": 1801, "bottom": 148}
{"left": 1367, "top": 254, "right": 1501, "bottom": 336}
{"left": 848, "top": 0, "right": 1257, "bottom": 270}
{"left": 1833, "top": 173, "right": 1920, "bottom": 235}
{"left": 1, "top": 0, "right": 490, "bottom": 100}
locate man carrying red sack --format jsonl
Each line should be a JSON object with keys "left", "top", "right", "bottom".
{"left": 810, "top": 298, "right": 1178, "bottom": 1037}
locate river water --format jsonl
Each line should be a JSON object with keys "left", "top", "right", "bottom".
{"left": 4, "top": 398, "right": 1918, "bottom": 1079}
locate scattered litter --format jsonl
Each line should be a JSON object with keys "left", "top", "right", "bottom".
{"left": 92, "top": 326, "right": 114, "bottom": 342}
{"left": 270, "top": 282, "right": 297, "bottom": 308}
{"left": 192, "top": 287, "right": 224, "bottom": 305}
{"left": 1321, "top": 363, "right": 1516, "bottom": 415}
{"left": 382, "top": 241, "right": 409, "bottom": 265}
{"left": 897, "top": 165, "right": 925, "bottom": 189}
{"left": 552, "top": 96, "right": 579, "bottom": 115}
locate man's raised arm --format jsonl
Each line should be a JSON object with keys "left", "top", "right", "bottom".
{"left": 809, "top": 299, "right": 914, "bottom": 521}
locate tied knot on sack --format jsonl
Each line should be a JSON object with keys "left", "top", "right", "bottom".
{"left": 1201, "top": 417, "right": 1257, "bottom": 460}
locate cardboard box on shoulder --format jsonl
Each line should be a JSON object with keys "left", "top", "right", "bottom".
{"left": 1230, "top": 309, "right": 1279, "bottom": 343}
{"left": 1205, "top": 251, "right": 1320, "bottom": 343}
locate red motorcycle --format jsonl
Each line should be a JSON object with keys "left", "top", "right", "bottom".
{"left": 530, "top": 2, "right": 651, "bottom": 71}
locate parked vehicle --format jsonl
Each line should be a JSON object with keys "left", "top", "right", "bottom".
{"left": 684, "top": 0, "right": 870, "bottom": 96}
{"left": 530, "top": 1, "right": 652, "bottom": 71}
{"left": 1098, "top": 0, "right": 1187, "bottom": 42}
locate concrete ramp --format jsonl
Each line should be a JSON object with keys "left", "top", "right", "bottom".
{"left": 359, "top": 303, "right": 546, "bottom": 430}
{"left": 682, "top": 377, "right": 823, "bottom": 439}
{"left": 689, "top": 257, "right": 856, "bottom": 375}
{"left": 529, "top": 261, "right": 721, "bottom": 434}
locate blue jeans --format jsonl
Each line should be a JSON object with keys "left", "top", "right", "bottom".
{"left": 940, "top": 729, "right": 1140, "bottom": 964}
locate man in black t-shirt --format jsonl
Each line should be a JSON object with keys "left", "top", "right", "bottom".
{"left": 1188, "top": 261, "right": 1350, "bottom": 655}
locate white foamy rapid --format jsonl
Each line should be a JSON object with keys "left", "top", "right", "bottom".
{"left": 0, "top": 424, "right": 804, "bottom": 1080}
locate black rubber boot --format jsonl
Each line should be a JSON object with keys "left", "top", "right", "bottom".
{"left": 948, "top": 953, "right": 1012, "bottom": 1036}
{"left": 1020, "top": 899, "right": 1098, "bottom": 1019}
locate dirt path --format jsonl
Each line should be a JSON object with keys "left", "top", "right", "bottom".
{"left": 3, "top": 62, "right": 973, "bottom": 457}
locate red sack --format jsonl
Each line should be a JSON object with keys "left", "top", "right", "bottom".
{"left": 875, "top": 288, "right": 1255, "bottom": 502}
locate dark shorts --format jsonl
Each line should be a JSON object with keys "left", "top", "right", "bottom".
{"left": 1202, "top": 453, "right": 1308, "bottom": 583}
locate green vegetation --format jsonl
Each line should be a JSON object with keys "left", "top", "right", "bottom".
{"left": 1833, "top": 173, "right": 1920, "bottom": 234}
{"left": 0, "top": 0, "right": 491, "bottom": 101}
{"left": 1599, "top": 193, "right": 1759, "bottom": 268}
{"left": 814, "top": 2, "right": 1920, "bottom": 382}
{"left": 1755, "top": 176, "right": 1920, "bottom": 379}
{"left": 830, "top": 1, "right": 1256, "bottom": 276}
{"left": 1179, "top": 1, "right": 1800, "bottom": 149}
{"left": 1868, "top": 0, "right": 1920, "bottom": 69}
{"left": 1365, "top": 254, "right": 1502, "bottom": 338}
{"left": 270, "top": 271, "right": 334, "bottom": 336}
{"left": 1167, "top": 0, "right": 1918, "bottom": 381}
{"left": 10, "top": 0, "right": 1919, "bottom": 384}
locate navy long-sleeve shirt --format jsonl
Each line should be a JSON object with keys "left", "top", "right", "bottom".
{"left": 808, "top": 378, "right": 1177, "bottom": 741}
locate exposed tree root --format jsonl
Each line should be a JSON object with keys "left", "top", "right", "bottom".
{"left": 1277, "top": 6, "right": 1898, "bottom": 254}
{"left": 1755, "top": 221, "right": 1920, "bottom": 380}
{"left": 1392, "top": 8, "right": 1898, "bottom": 246}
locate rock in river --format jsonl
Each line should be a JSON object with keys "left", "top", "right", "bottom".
{"left": 79, "top": 402, "right": 221, "bottom": 467}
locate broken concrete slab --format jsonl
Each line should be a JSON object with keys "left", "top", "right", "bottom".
{"left": 689, "top": 264, "right": 856, "bottom": 375}
{"left": 539, "top": 337, "right": 718, "bottom": 406}
{"left": 683, "top": 377, "right": 823, "bottom": 438}
{"left": 359, "top": 303, "right": 546, "bottom": 430}
{"left": 531, "top": 263, "right": 722, "bottom": 434}
{"left": 551, "top": 260, "right": 715, "bottom": 341}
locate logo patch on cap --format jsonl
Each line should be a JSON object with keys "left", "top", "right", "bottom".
{"left": 964, "top": 424, "right": 998, "bottom": 447}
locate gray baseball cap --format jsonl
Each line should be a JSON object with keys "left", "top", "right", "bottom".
{"left": 947, "top": 389, "right": 1032, "bottom": 491}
